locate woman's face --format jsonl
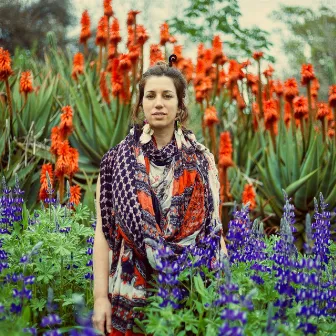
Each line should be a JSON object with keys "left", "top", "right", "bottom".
{"left": 142, "top": 76, "right": 179, "bottom": 131}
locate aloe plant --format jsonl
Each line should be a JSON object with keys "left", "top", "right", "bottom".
{"left": 255, "top": 118, "right": 336, "bottom": 246}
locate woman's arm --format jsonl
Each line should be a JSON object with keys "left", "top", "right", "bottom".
{"left": 93, "top": 174, "right": 110, "bottom": 300}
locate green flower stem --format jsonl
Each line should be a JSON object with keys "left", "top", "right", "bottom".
{"left": 60, "top": 256, "right": 63, "bottom": 316}
{"left": 257, "top": 59, "right": 264, "bottom": 118}
{"left": 307, "top": 81, "right": 313, "bottom": 123}
{"left": 211, "top": 63, "right": 220, "bottom": 105}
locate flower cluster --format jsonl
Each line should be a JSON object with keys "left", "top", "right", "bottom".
{"left": 215, "top": 257, "right": 254, "bottom": 336}
{"left": 226, "top": 202, "right": 252, "bottom": 262}
{"left": 0, "top": 175, "right": 24, "bottom": 232}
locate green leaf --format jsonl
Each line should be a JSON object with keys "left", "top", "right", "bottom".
{"left": 176, "top": 331, "right": 186, "bottom": 336}
{"left": 285, "top": 168, "right": 319, "bottom": 197}
{"left": 30, "top": 298, "right": 47, "bottom": 312}
{"left": 54, "top": 245, "right": 71, "bottom": 256}
{"left": 193, "top": 273, "right": 207, "bottom": 297}
{"left": 195, "top": 301, "right": 203, "bottom": 315}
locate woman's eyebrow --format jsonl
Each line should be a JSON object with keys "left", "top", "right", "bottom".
{"left": 145, "top": 90, "right": 174, "bottom": 93}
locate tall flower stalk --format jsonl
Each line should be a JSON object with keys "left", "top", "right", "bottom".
{"left": 0, "top": 48, "right": 14, "bottom": 136}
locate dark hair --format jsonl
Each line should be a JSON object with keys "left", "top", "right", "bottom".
{"left": 131, "top": 57, "right": 189, "bottom": 128}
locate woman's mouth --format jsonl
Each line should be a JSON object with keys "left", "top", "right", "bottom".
{"left": 152, "top": 113, "right": 166, "bottom": 117}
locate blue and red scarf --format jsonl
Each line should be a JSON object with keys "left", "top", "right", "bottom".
{"left": 99, "top": 123, "right": 222, "bottom": 334}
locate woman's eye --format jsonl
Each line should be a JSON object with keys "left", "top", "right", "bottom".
{"left": 146, "top": 94, "right": 173, "bottom": 98}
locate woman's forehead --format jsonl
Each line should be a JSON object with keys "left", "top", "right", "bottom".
{"left": 144, "top": 76, "right": 176, "bottom": 92}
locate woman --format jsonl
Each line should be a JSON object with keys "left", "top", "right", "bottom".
{"left": 92, "top": 55, "right": 228, "bottom": 335}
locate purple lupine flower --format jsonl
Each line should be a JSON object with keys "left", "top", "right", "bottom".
{"left": 10, "top": 303, "right": 22, "bottom": 314}
{"left": 0, "top": 249, "right": 8, "bottom": 260}
{"left": 282, "top": 190, "right": 296, "bottom": 233}
{"left": 22, "top": 327, "right": 37, "bottom": 335}
{"left": 297, "top": 322, "right": 317, "bottom": 334}
{"left": 84, "top": 272, "right": 93, "bottom": 280}
{"left": 218, "top": 322, "right": 243, "bottom": 336}
{"left": 46, "top": 288, "right": 59, "bottom": 313}
{"left": 20, "top": 255, "right": 29, "bottom": 263}
{"left": 215, "top": 256, "right": 249, "bottom": 335}
{"left": 250, "top": 275, "right": 264, "bottom": 285}
{"left": 91, "top": 221, "right": 96, "bottom": 230}
{"left": 171, "top": 287, "right": 184, "bottom": 301}
{"left": 241, "top": 289, "right": 256, "bottom": 311}
{"left": 226, "top": 202, "right": 252, "bottom": 263}
{"left": 86, "top": 248, "right": 93, "bottom": 255}
{"left": 12, "top": 174, "right": 24, "bottom": 223}
{"left": 0, "top": 262, "right": 9, "bottom": 273}
{"left": 150, "top": 237, "right": 189, "bottom": 308}
{"left": 86, "top": 260, "right": 93, "bottom": 267}
{"left": 40, "top": 313, "right": 62, "bottom": 327}
{"left": 70, "top": 294, "right": 97, "bottom": 336}
{"left": 158, "top": 287, "right": 169, "bottom": 299}
{"left": 220, "top": 309, "right": 247, "bottom": 324}
{"left": 1, "top": 177, "right": 15, "bottom": 230}
{"left": 24, "top": 275, "right": 35, "bottom": 285}
{"left": 312, "top": 194, "right": 331, "bottom": 264}
{"left": 42, "top": 330, "right": 62, "bottom": 336}
{"left": 87, "top": 237, "right": 94, "bottom": 244}
{"left": 304, "top": 213, "right": 313, "bottom": 254}
{"left": 59, "top": 227, "right": 71, "bottom": 233}
{"left": 194, "top": 227, "right": 222, "bottom": 270}
{"left": 69, "top": 329, "right": 98, "bottom": 336}
{"left": 243, "top": 219, "right": 267, "bottom": 262}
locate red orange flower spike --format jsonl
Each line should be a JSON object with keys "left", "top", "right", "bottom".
{"left": 110, "top": 18, "right": 122, "bottom": 45}
{"left": 284, "top": 78, "right": 299, "bottom": 102}
{"left": 19, "top": 71, "right": 34, "bottom": 94}
{"left": 263, "top": 99, "right": 279, "bottom": 130}
{"left": 0, "top": 47, "right": 13, "bottom": 81}
{"left": 218, "top": 132, "right": 234, "bottom": 169}
{"left": 71, "top": 53, "right": 84, "bottom": 81}
{"left": 242, "top": 184, "right": 256, "bottom": 210}
{"left": 160, "top": 22, "right": 171, "bottom": 46}
{"left": 79, "top": 10, "right": 91, "bottom": 45}
{"left": 274, "top": 80, "right": 284, "bottom": 97}
{"left": 100, "top": 71, "right": 111, "bottom": 105}
{"left": 149, "top": 44, "right": 164, "bottom": 66}
{"left": 59, "top": 106, "right": 74, "bottom": 139}
{"left": 104, "top": 0, "right": 113, "bottom": 17}
{"left": 127, "top": 10, "right": 141, "bottom": 26}
{"left": 96, "top": 16, "right": 108, "bottom": 46}
{"left": 136, "top": 25, "right": 149, "bottom": 46}
{"left": 301, "top": 64, "right": 315, "bottom": 86}
{"left": 70, "top": 185, "right": 81, "bottom": 206}
{"left": 293, "top": 96, "right": 308, "bottom": 120}
{"left": 252, "top": 51, "right": 263, "bottom": 61}
{"left": 329, "top": 85, "right": 336, "bottom": 108}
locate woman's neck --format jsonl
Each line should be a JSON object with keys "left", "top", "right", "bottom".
{"left": 152, "top": 126, "right": 175, "bottom": 149}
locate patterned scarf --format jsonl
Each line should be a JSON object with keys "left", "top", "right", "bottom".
{"left": 99, "top": 123, "right": 222, "bottom": 334}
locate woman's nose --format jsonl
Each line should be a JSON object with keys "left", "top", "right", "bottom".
{"left": 154, "top": 95, "right": 164, "bottom": 107}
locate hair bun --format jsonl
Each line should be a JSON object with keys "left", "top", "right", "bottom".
{"left": 169, "top": 54, "right": 177, "bottom": 67}
{"left": 156, "top": 60, "right": 169, "bottom": 67}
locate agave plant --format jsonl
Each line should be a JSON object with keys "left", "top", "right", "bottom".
{"left": 255, "top": 117, "right": 336, "bottom": 246}
{"left": 0, "top": 52, "right": 61, "bottom": 210}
